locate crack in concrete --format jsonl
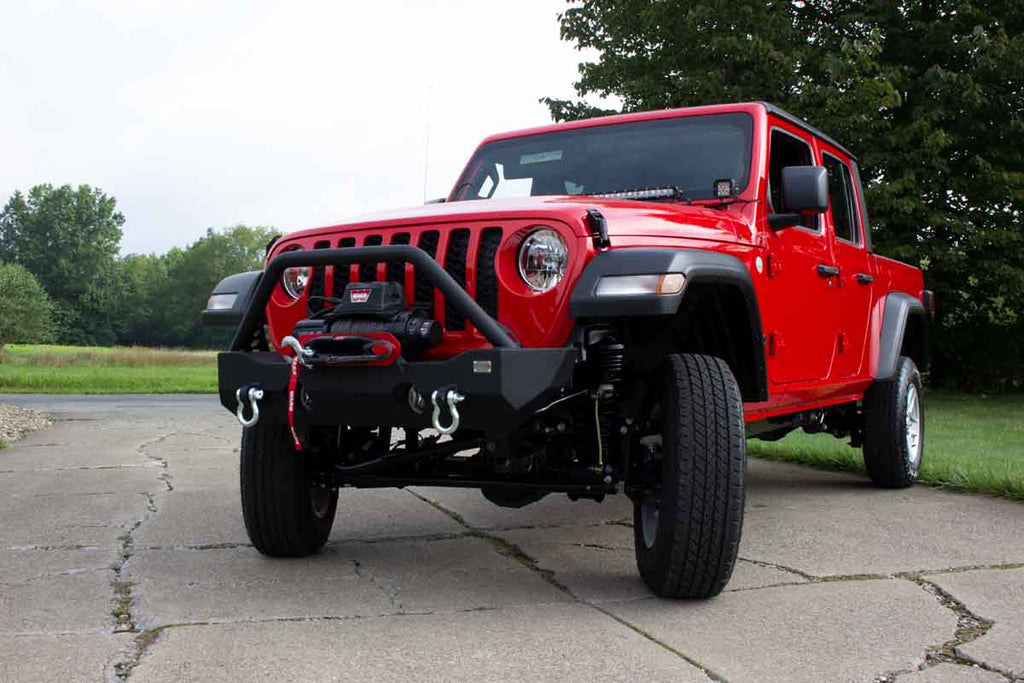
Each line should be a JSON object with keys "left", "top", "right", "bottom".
{"left": 137, "top": 433, "right": 176, "bottom": 493}
{"left": 352, "top": 559, "right": 402, "bottom": 612}
{"left": 405, "top": 489, "right": 726, "bottom": 682}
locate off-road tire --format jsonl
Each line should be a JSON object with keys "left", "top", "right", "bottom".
{"left": 634, "top": 354, "right": 746, "bottom": 599}
{"left": 240, "top": 422, "right": 338, "bottom": 556}
{"left": 862, "top": 356, "right": 924, "bottom": 488}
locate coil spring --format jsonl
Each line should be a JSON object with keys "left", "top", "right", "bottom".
{"left": 594, "top": 342, "right": 625, "bottom": 460}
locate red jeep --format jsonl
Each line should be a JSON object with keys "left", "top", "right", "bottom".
{"left": 204, "top": 102, "right": 932, "bottom": 598}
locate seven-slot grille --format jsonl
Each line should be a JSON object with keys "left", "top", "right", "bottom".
{"left": 307, "top": 226, "right": 504, "bottom": 335}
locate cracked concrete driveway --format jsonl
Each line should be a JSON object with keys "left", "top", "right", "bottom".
{"left": 1, "top": 395, "right": 1022, "bottom": 682}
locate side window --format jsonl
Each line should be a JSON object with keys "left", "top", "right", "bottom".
{"left": 822, "top": 153, "right": 860, "bottom": 244}
{"left": 768, "top": 129, "right": 818, "bottom": 231}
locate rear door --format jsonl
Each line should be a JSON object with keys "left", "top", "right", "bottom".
{"left": 821, "top": 149, "right": 874, "bottom": 381}
{"left": 761, "top": 125, "right": 839, "bottom": 384}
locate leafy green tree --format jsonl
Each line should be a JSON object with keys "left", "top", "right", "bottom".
{"left": 0, "top": 184, "right": 125, "bottom": 344}
{"left": 155, "top": 225, "right": 277, "bottom": 348}
{"left": 546, "top": 0, "right": 1024, "bottom": 390}
{"left": 0, "top": 263, "right": 54, "bottom": 350}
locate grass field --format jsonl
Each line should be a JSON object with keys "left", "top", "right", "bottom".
{"left": 749, "top": 392, "right": 1024, "bottom": 500}
{"left": 0, "top": 344, "right": 217, "bottom": 393}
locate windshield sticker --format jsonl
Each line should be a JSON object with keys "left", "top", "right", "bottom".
{"left": 520, "top": 150, "right": 563, "bottom": 165}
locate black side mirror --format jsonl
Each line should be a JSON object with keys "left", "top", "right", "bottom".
{"left": 768, "top": 165, "right": 828, "bottom": 230}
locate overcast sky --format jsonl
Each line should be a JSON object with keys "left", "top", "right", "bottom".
{"left": 0, "top": 0, "right": 601, "bottom": 255}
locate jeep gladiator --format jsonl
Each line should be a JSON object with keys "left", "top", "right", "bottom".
{"left": 204, "top": 102, "right": 932, "bottom": 598}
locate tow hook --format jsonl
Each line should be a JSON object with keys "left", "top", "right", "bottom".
{"left": 431, "top": 387, "right": 465, "bottom": 435}
{"left": 235, "top": 386, "right": 264, "bottom": 428}
{"left": 281, "top": 335, "right": 314, "bottom": 367}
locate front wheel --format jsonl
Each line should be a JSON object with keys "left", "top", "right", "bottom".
{"left": 240, "top": 422, "right": 338, "bottom": 556}
{"left": 633, "top": 354, "right": 746, "bottom": 599}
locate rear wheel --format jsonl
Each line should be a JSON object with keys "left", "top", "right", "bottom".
{"left": 862, "top": 356, "right": 924, "bottom": 488}
{"left": 240, "top": 422, "right": 338, "bottom": 556}
{"left": 633, "top": 354, "right": 746, "bottom": 599}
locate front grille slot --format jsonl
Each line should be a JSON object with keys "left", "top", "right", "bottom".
{"left": 309, "top": 240, "right": 331, "bottom": 313}
{"left": 333, "top": 237, "right": 356, "bottom": 297}
{"left": 387, "top": 233, "right": 411, "bottom": 283}
{"left": 359, "top": 235, "right": 383, "bottom": 282}
{"left": 476, "top": 227, "right": 502, "bottom": 320}
{"left": 414, "top": 231, "right": 440, "bottom": 316}
{"left": 443, "top": 229, "right": 471, "bottom": 331}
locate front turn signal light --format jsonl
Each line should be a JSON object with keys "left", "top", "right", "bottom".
{"left": 595, "top": 273, "right": 686, "bottom": 297}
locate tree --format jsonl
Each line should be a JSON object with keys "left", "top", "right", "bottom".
{"left": 0, "top": 184, "right": 125, "bottom": 344}
{"left": 0, "top": 263, "right": 54, "bottom": 351}
{"left": 155, "top": 225, "right": 277, "bottom": 348}
{"left": 546, "top": 0, "right": 1024, "bottom": 390}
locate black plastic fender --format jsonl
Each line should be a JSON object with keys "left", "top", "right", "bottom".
{"left": 201, "top": 270, "right": 262, "bottom": 327}
{"left": 876, "top": 292, "right": 927, "bottom": 381}
{"left": 570, "top": 248, "right": 767, "bottom": 401}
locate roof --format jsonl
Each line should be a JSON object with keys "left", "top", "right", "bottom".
{"left": 759, "top": 102, "right": 857, "bottom": 161}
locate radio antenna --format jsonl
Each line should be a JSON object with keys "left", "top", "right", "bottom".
{"left": 422, "top": 83, "right": 434, "bottom": 203}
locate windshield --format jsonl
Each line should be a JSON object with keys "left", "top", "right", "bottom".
{"left": 451, "top": 112, "right": 754, "bottom": 202}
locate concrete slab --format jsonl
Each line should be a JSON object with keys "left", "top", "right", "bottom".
{"left": 0, "top": 491, "right": 149, "bottom": 548}
{"left": 930, "top": 568, "right": 1024, "bottom": 677}
{"left": 0, "top": 633, "right": 133, "bottom": 682}
{"left": 125, "top": 537, "right": 568, "bottom": 629}
{"left": 604, "top": 579, "right": 956, "bottom": 683}
{"left": 131, "top": 603, "right": 709, "bottom": 683}
{"left": 409, "top": 486, "right": 632, "bottom": 529}
{"left": 0, "top": 465, "right": 164, "bottom": 496}
{"left": 896, "top": 663, "right": 1007, "bottom": 682}
{"left": 743, "top": 459, "right": 1024, "bottom": 576}
{"left": 498, "top": 523, "right": 802, "bottom": 602}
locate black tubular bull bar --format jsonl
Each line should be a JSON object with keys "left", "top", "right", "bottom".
{"left": 220, "top": 245, "right": 575, "bottom": 435}
{"left": 231, "top": 245, "right": 518, "bottom": 351}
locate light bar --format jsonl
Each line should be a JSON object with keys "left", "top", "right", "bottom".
{"left": 592, "top": 187, "right": 680, "bottom": 201}
{"left": 595, "top": 273, "right": 686, "bottom": 297}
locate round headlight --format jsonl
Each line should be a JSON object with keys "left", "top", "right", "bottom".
{"left": 517, "top": 228, "right": 568, "bottom": 292}
{"left": 282, "top": 266, "right": 311, "bottom": 300}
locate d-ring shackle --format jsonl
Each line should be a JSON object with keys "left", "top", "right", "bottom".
{"left": 235, "top": 386, "right": 264, "bottom": 427}
{"left": 431, "top": 388, "right": 465, "bottom": 435}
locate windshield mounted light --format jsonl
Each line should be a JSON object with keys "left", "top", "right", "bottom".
{"left": 517, "top": 228, "right": 569, "bottom": 292}
{"left": 595, "top": 273, "right": 686, "bottom": 297}
{"left": 714, "top": 178, "right": 736, "bottom": 198}
{"left": 205, "top": 293, "right": 237, "bottom": 311}
{"left": 282, "top": 266, "right": 311, "bottom": 300}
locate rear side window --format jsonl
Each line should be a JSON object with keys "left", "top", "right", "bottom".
{"left": 768, "top": 129, "right": 818, "bottom": 231}
{"left": 823, "top": 153, "right": 860, "bottom": 244}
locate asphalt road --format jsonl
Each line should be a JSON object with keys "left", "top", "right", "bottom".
{"left": 0, "top": 395, "right": 1021, "bottom": 682}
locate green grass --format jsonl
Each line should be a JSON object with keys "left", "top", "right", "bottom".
{"left": 749, "top": 391, "right": 1024, "bottom": 500}
{"left": 0, "top": 344, "right": 217, "bottom": 393}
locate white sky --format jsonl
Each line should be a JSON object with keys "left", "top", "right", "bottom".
{"left": 0, "top": 0, "right": 601, "bottom": 255}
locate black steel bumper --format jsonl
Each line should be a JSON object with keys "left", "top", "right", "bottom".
{"left": 219, "top": 347, "right": 575, "bottom": 432}
{"left": 216, "top": 245, "right": 575, "bottom": 434}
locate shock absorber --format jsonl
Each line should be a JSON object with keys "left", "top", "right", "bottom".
{"left": 592, "top": 340, "right": 625, "bottom": 471}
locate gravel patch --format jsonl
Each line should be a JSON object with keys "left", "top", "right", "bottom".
{"left": 0, "top": 403, "right": 50, "bottom": 445}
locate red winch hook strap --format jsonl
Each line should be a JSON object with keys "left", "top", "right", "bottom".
{"left": 287, "top": 356, "right": 304, "bottom": 451}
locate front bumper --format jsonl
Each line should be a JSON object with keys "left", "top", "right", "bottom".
{"left": 215, "top": 244, "right": 575, "bottom": 435}
{"left": 219, "top": 347, "right": 575, "bottom": 433}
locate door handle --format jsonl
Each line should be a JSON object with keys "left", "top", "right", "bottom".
{"left": 816, "top": 264, "right": 840, "bottom": 278}
{"left": 855, "top": 273, "right": 874, "bottom": 285}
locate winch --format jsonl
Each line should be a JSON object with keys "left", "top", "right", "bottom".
{"left": 293, "top": 281, "right": 444, "bottom": 355}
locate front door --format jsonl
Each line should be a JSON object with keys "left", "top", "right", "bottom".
{"left": 762, "top": 127, "right": 839, "bottom": 385}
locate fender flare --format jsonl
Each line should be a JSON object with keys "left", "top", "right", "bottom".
{"left": 201, "top": 270, "right": 263, "bottom": 327}
{"left": 876, "top": 292, "right": 927, "bottom": 381}
{"left": 569, "top": 248, "right": 767, "bottom": 401}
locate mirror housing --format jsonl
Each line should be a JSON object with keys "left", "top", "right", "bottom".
{"left": 769, "top": 165, "right": 828, "bottom": 230}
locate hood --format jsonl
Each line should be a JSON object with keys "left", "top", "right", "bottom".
{"left": 283, "top": 196, "right": 758, "bottom": 247}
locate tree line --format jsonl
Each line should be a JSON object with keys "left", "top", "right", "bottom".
{"left": 0, "top": 183, "right": 274, "bottom": 351}
{"left": 546, "top": 0, "right": 1023, "bottom": 391}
